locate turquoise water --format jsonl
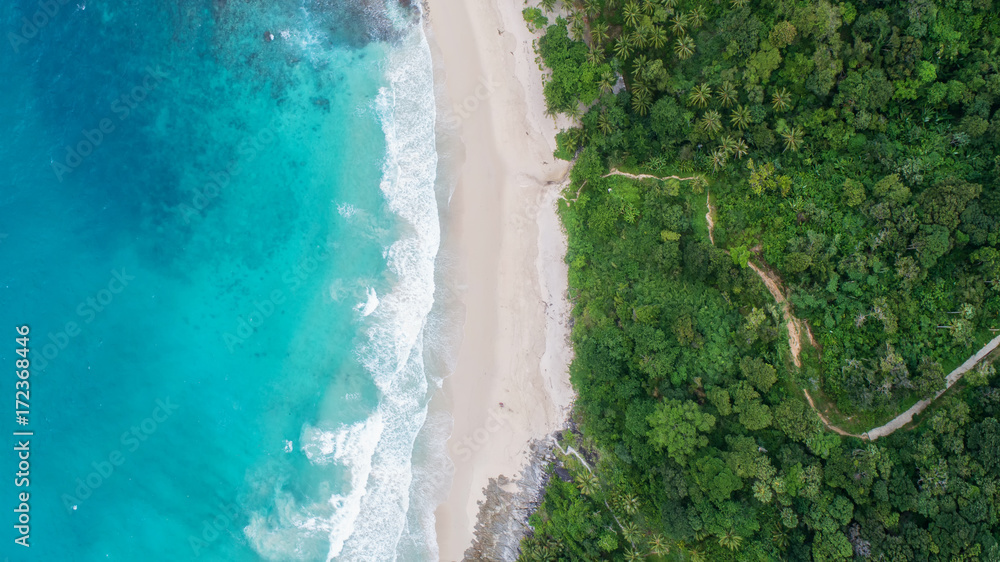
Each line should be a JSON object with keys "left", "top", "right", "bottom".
{"left": 1, "top": 1, "right": 444, "bottom": 560}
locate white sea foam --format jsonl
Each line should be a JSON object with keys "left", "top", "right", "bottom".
{"left": 336, "top": 13, "right": 442, "bottom": 561}
{"left": 300, "top": 419, "right": 381, "bottom": 467}
{"left": 242, "top": 5, "right": 443, "bottom": 560}
{"left": 309, "top": 418, "right": 385, "bottom": 558}
{"left": 244, "top": 494, "right": 330, "bottom": 560}
{"left": 244, "top": 417, "right": 384, "bottom": 560}
{"left": 337, "top": 203, "right": 358, "bottom": 218}
{"left": 355, "top": 287, "right": 380, "bottom": 317}
{"left": 394, "top": 408, "right": 454, "bottom": 560}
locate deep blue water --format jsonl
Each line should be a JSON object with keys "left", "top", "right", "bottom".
{"left": 0, "top": 1, "right": 442, "bottom": 560}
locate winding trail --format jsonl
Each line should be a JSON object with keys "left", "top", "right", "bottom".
{"left": 551, "top": 439, "right": 633, "bottom": 548}
{"left": 802, "top": 389, "right": 862, "bottom": 438}
{"left": 567, "top": 169, "right": 701, "bottom": 204}
{"left": 705, "top": 191, "right": 715, "bottom": 246}
{"left": 705, "top": 193, "right": 809, "bottom": 368}
{"left": 552, "top": 437, "right": 699, "bottom": 556}
{"left": 864, "top": 334, "right": 1000, "bottom": 439}
{"left": 703, "top": 192, "right": 998, "bottom": 440}
{"left": 602, "top": 169, "right": 702, "bottom": 182}
{"left": 745, "top": 260, "right": 806, "bottom": 369}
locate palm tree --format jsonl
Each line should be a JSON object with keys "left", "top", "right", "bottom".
{"left": 586, "top": 46, "right": 604, "bottom": 65}
{"left": 670, "top": 13, "right": 688, "bottom": 36}
{"left": 598, "top": 110, "right": 613, "bottom": 134}
{"left": 631, "top": 86, "right": 652, "bottom": 116}
{"left": 675, "top": 35, "right": 695, "bottom": 59}
{"left": 544, "top": 537, "right": 564, "bottom": 561}
{"left": 649, "top": 534, "right": 670, "bottom": 557}
{"left": 719, "top": 134, "right": 737, "bottom": 155}
{"left": 642, "top": 0, "right": 657, "bottom": 14}
{"left": 621, "top": 521, "right": 640, "bottom": 544}
{"left": 753, "top": 480, "right": 773, "bottom": 503}
{"left": 782, "top": 126, "right": 804, "bottom": 152}
{"left": 614, "top": 36, "right": 633, "bottom": 60}
{"left": 688, "top": 5, "right": 707, "bottom": 27}
{"left": 771, "top": 524, "right": 789, "bottom": 551}
{"left": 619, "top": 493, "right": 640, "bottom": 515}
{"left": 623, "top": 1, "right": 642, "bottom": 28}
{"left": 624, "top": 548, "right": 644, "bottom": 562}
{"left": 733, "top": 138, "right": 749, "bottom": 159}
{"left": 571, "top": 20, "right": 586, "bottom": 42}
{"left": 711, "top": 147, "right": 728, "bottom": 171}
{"left": 575, "top": 473, "right": 600, "bottom": 496}
{"left": 731, "top": 0, "right": 748, "bottom": 7}
{"left": 688, "top": 83, "right": 712, "bottom": 107}
{"left": 584, "top": 0, "right": 602, "bottom": 16}
{"left": 599, "top": 69, "right": 616, "bottom": 95}
{"left": 521, "top": 543, "right": 547, "bottom": 562}
{"left": 650, "top": 25, "right": 669, "bottom": 49}
{"left": 730, "top": 104, "right": 751, "bottom": 130}
{"left": 718, "top": 529, "right": 744, "bottom": 551}
{"left": 632, "top": 28, "right": 650, "bottom": 49}
{"left": 700, "top": 110, "right": 723, "bottom": 135}
{"left": 539, "top": 0, "right": 557, "bottom": 13}
{"left": 526, "top": 536, "right": 563, "bottom": 562}
{"left": 772, "top": 87, "right": 792, "bottom": 112}
{"left": 590, "top": 21, "right": 610, "bottom": 46}
{"left": 632, "top": 54, "right": 649, "bottom": 79}
{"left": 718, "top": 81, "right": 737, "bottom": 107}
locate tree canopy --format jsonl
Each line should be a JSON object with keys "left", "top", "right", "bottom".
{"left": 520, "top": 0, "right": 1000, "bottom": 559}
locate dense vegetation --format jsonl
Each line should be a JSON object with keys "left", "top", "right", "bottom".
{"left": 519, "top": 0, "right": 1000, "bottom": 559}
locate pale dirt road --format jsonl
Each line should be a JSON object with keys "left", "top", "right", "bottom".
{"left": 864, "top": 334, "right": 1000, "bottom": 439}
{"left": 705, "top": 192, "right": 999, "bottom": 440}
{"left": 601, "top": 169, "right": 701, "bottom": 182}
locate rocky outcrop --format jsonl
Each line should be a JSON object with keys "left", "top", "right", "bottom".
{"left": 462, "top": 439, "right": 557, "bottom": 562}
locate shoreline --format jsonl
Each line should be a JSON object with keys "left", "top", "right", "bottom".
{"left": 422, "top": 0, "right": 575, "bottom": 559}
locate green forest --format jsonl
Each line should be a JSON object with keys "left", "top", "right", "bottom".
{"left": 519, "top": 0, "right": 1000, "bottom": 559}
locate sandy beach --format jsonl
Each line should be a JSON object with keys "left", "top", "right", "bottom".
{"left": 423, "top": 0, "right": 576, "bottom": 559}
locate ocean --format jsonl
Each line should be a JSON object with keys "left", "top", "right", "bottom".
{"left": 0, "top": 0, "right": 448, "bottom": 560}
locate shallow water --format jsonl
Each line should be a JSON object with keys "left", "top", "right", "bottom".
{"left": 0, "top": 1, "right": 443, "bottom": 559}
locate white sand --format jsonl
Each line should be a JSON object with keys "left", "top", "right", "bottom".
{"left": 423, "top": 0, "right": 576, "bottom": 558}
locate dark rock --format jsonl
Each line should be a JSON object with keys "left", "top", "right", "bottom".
{"left": 553, "top": 466, "right": 573, "bottom": 482}
{"left": 462, "top": 436, "right": 565, "bottom": 562}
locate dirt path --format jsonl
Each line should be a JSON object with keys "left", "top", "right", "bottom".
{"left": 757, "top": 256, "right": 1000, "bottom": 440}
{"left": 704, "top": 193, "right": 806, "bottom": 368}
{"left": 602, "top": 169, "right": 701, "bottom": 182}
{"left": 864, "top": 334, "right": 1000, "bottom": 440}
{"left": 705, "top": 191, "right": 715, "bottom": 246}
{"left": 744, "top": 258, "right": 861, "bottom": 435}
{"left": 705, "top": 193, "right": 860, "bottom": 437}
{"left": 746, "top": 260, "right": 806, "bottom": 368}
{"left": 743, "top": 246, "right": 1000, "bottom": 440}
{"left": 802, "top": 389, "right": 863, "bottom": 438}
{"left": 705, "top": 192, "right": 1000, "bottom": 440}
{"left": 551, "top": 439, "right": 633, "bottom": 549}
{"left": 567, "top": 169, "right": 701, "bottom": 205}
